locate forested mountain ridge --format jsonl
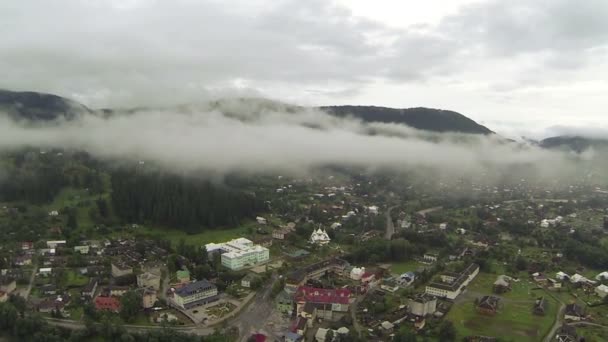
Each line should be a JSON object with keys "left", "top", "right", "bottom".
{"left": 322, "top": 105, "right": 493, "bottom": 134}
{"left": 0, "top": 89, "right": 492, "bottom": 134}
{"left": 540, "top": 136, "right": 608, "bottom": 152}
{"left": 0, "top": 89, "right": 90, "bottom": 121}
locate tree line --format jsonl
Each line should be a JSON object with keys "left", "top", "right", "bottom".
{"left": 111, "top": 169, "right": 263, "bottom": 232}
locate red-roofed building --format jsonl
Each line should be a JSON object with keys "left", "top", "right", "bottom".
{"left": 295, "top": 287, "right": 351, "bottom": 321}
{"left": 250, "top": 334, "right": 266, "bottom": 342}
{"left": 95, "top": 296, "right": 121, "bottom": 312}
{"left": 361, "top": 272, "right": 375, "bottom": 283}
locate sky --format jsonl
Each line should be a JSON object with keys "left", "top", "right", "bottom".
{"left": 1, "top": 0, "right": 608, "bottom": 139}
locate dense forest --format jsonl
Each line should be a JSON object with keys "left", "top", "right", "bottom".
{"left": 111, "top": 169, "right": 262, "bottom": 232}
{"left": 322, "top": 105, "right": 493, "bottom": 134}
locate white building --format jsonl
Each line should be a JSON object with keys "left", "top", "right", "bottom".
{"left": 368, "top": 206, "right": 379, "bottom": 215}
{"left": 596, "top": 272, "right": 608, "bottom": 281}
{"left": 256, "top": 216, "right": 267, "bottom": 225}
{"left": 46, "top": 240, "right": 66, "bottom": 249}
{"left": 172, "top": 280, "right": 218, "bottom": 309}
{"left": 596, "top": 284, "right": 608, "bottom": 299}
{"left": 350, "top": 267, "right": 365, "bottom": 281}
{"left": 205, "top": 238, "right": 269, "bottom": 271}
{"left": 310, "top": 228, "right": 331, "bottom": 246}
{"left": 425, "top": 263, "right": 479, "bottom": 300}
{"left": 74, "top": 246, "right": 90, "bottom": 254}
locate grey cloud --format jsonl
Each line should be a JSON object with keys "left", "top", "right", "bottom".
{"left": 0, "top": 103, "right": 587, "bottom": 184}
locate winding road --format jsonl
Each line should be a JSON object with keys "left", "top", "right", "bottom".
{"left": 385, "top": 205, "right": 399, "bottom": 240}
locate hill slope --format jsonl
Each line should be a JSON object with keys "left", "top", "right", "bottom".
{"left": 540, "top": 136, "right": 608, "bottom": 152}
{"left": 0, "top": 89, "right": 90, "bottom": 121}
{"left": 322, "top": 105, "right": 493, "bottom": 134}
{"left": 0, "top": 89, "right": 492, "bottom": 134}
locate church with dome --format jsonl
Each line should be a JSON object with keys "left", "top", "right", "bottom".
{"left": 310, "top": 227, "right": 331, "bottom": 246}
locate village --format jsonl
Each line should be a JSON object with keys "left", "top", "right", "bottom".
{"left": 2, "top": 174, "right": 608, "bottom": 342}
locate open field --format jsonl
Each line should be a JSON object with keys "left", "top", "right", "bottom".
{"left": 390, "top": 260, "right": 426, "bottom": 275}
{"left": 65, "top": 270, "right": 89, "bottom": 287}
{"left": 447, "top": 272, "right": 558, "bottom": 341}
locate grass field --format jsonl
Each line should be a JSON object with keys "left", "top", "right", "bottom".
{"left": 390, "top": 260, "right": 426, "bottom": 275}
{"left": 65, "top": 270, "right": 89, "bottom": 287}
{"left": 447, "top": 272, "right": 558, "bottom": 341}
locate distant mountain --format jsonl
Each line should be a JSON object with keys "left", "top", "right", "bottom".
{"left": 0, "top": 90, "right": 492, "bottom": 135}
{"left": 322, "top": 105, "right": 493, "bottom": 135}
{"left": 540, "top": 136, "right": 608, "bottom": 152}
{"left": 0, "top": 89, "right": 90, "bottom": 122}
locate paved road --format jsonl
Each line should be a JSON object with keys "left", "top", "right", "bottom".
{"left": 44, "top": 317, "right": 216, "bottom": 335}
{"left": 23, "top": 260, "right": 39, "bottom": 299}
{"left": 544, "top": 303, "right": 566, "bottom": 342}
{"left": 350, "top": 290, "right": 369, "bottom": 337}
{"left": 385, "top": 205, "right": 399, "bottom": 240}
{"left": 235, "top": 274, "right": 279, "bottom": 341}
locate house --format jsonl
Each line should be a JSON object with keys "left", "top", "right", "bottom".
{"left": 241, "top": 274, "right": 258, "bottom": 288}
{"left": 285, "top": 331, "right": 303, "bottom": 342}
{"left": 423, "top": 253, "right": 438, "bottom": 263}
{"left": 380, "top": 321, "right": 394, "bottom": 333}
{"left": 398, "top": 272, "right": 416, "bottom": 287}
{"left": 141, "top": 288, "right": 157, "bottom": 309}
{"left": 533, "top": 297, "right": 548, "bottom": 315}
{"left": 276, "top": 290, "right": 295, "bottom": 315}
{"left": 14, "top": 255, "right": 32, "bottom": 266}
{"left": 477, "top": 296, "right": 500, "bottom": 315}
{"left": 564, "top": 304, "right": 585, "bottom": 321}
{"left": 556, "top": 272, "right": 570, "bottom": 281}
{"left": 256, "top": 216, "right": 267, "bottom": 225}
{"left": 41, "top": 284, "right": 58, "bottom": 296}
{"left": 38, "top": 296, "right": 68, "bottom": 313}
{"left": 596, "top": 284, "right": 608, "bottom": 298}
{"left": 493, "top": 275, "right": 511, "bottom": 294}
{"left": 74, "top": 246, "right": 90, "bottom": 254}
{"left": 101, "top": 286, "right": 130, "bottom": 297}
{"left": 205, "top": 238, "right": 270, "bottom": 271}
{"left": 21, "top": 241, "right": 34, "bottom": 250}
{"left": 172, "top": 280, "right": 218, "bottom": 309}
{"left": 350, "top": 267, "right": 365, "bottom": 281}
{"left": 309, "top": 228, "right": 331, "bottom": 246}
{"left": 0, "top": 291, "right": 7, "bottom": 303}
{"left": 81, "top": 278, "right": 98, "bottom": 299}
{"left": 293, "top": 316, "right": 307, "bottom": 336}
{"left": 0, "top": 277, "right": 16, "bottom": 294}
{"left": 95, "top": 296, "right": 121, "bottom": 313}
{"left": 46, "top": 240, "right": 66, "bottom": 249}
{"left": 554, "top": 325, "right": 577, "bottom": 342}
{"left": 361, "top": 272, "right": 375, "bottom": 284}
{"left": 595, "top": 271, "right": 608, "bottom": 281}
{"left": 137, "top": 271, "right": 161, "bottom": 290}
{"left": 425, "top": 263, "right": 480, "bottom": 300}
{"left": 532, "top": 273, "right": 548, "bottom": 285}
{"left": 439, "top": 223, "right": 448, "bottom": 230}
{"left": 294, "top": 286, "right": 351, "bottom": 321}
{"left": 254, "top": 236, "right": 273, "bottom": 248}
{"left": 111, "top": 262, "right": 133, "bottom": 278}
{"left": 408, "top": 293, "right": 437, "bottom": 316}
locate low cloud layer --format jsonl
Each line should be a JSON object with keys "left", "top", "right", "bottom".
{"left": 0, "top": 102, "right": 595, "bottom": 184}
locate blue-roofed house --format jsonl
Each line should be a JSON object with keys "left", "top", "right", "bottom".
{"left": 285, "top": 331, "right": 303, "bottom": 342}
{"left": 173, "top": 279, "right": 218, "bottom": 309}
{"left": 398, "top": 272, "right": 416, "bottom": 287}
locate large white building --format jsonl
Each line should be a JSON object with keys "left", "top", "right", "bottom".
{"left": 205, "top": 238, "right": 269, "bottom": 271}
{"left": 425, "top": 263, "right": 479, "bottom": 300}
{"left": 172, "top": 280, "right": 218, "bottom": 309}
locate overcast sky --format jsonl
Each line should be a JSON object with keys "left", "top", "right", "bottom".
{"left": 1, "top": 0, "right": 607, "bottom": 138}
